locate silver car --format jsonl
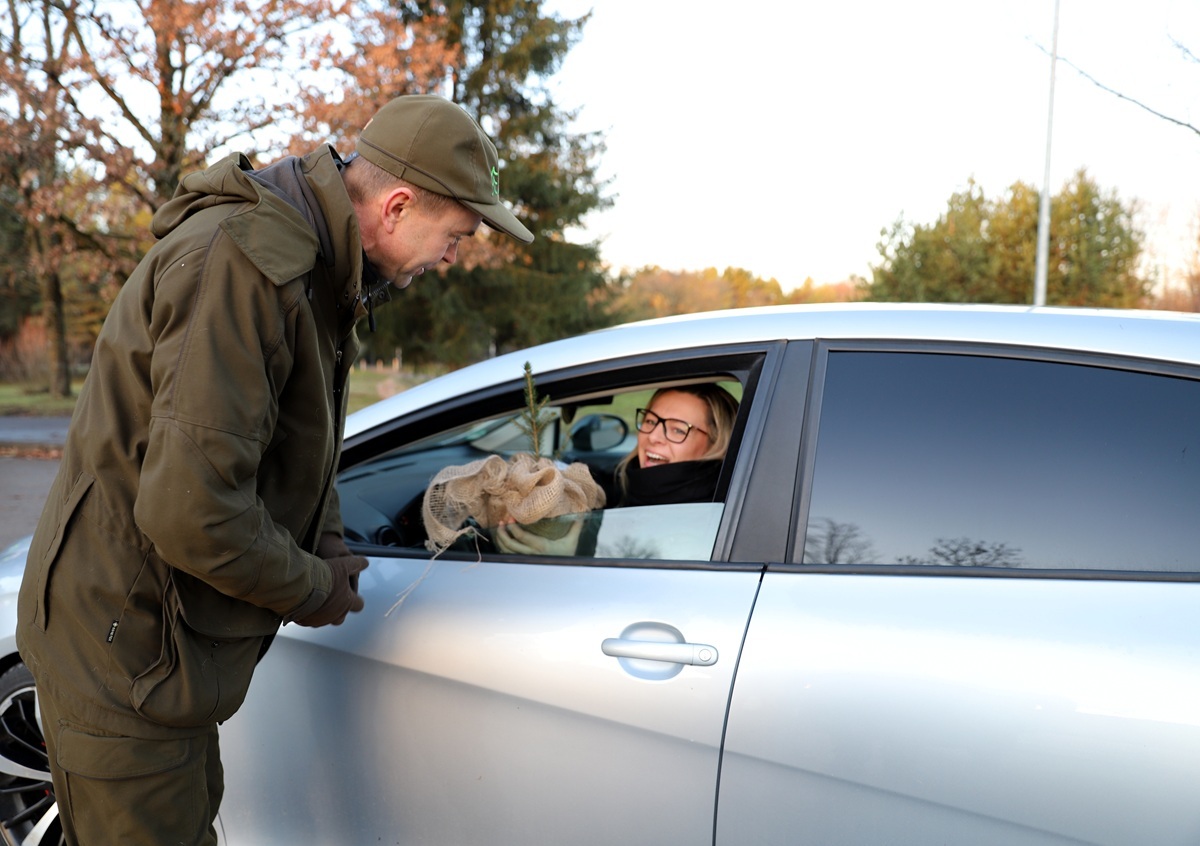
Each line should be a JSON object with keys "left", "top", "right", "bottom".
{"left": 1, "top": 303, "right": 1199, "bottom": 846}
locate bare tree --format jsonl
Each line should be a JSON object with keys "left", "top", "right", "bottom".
{"left": 0, "top": 0, "right": 88, "bottom": 395}
{"left": 927, "top": 537, "right": 1023, "bottom": 568}
{"left": 1156, "top": 233, "right": 1200, "bottom": 312}
{"left": 287, "top": 1, "right": 457, "bottom": 147}
{"left": 0, "top": 0, "right": 336, "bottom": 393}
{"left": 804, "top": 518, "right": 876, "bottom": 565}
{"left": 1039, "top": 39, "right": 1200, "bottom": 313}
{"left": 58, "top": 0, "right": 338, "bottom": 205}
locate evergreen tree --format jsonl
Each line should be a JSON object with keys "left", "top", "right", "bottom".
{"left": 372, "top": 0, "right": 615, "bottom": 367}
{"left": 866, "top": 170, "right": 1149, "bottom": 307}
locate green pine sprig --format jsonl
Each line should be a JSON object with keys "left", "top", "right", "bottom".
{"left": 514, "top": 362, "right": 553, "bottom": 458}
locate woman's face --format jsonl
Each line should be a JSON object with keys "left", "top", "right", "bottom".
{"left": 637, "top": 390, "right": 713, "bottom": 468}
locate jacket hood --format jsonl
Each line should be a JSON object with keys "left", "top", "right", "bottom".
{"left": 152, "top": 152, "right": 321, "bottom": 287}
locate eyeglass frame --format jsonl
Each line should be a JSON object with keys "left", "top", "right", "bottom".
{"left": 634, "top": 408, "right": 712, "bottom": 444}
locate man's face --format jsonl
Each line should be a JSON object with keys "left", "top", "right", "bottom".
{"left": 371, "top": 197, "right": 483, "bottom": 290}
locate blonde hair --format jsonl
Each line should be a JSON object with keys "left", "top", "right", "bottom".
{"left": 615, "top": 383, "right": 740, "bottom": 490}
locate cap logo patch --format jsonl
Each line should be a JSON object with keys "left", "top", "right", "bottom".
{"left": 490, "top": 166, "right": 500, "bottom": 197}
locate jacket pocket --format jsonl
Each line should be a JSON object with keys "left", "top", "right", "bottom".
{"left": 130, "top": 574, "right": 265, "bottom": 728}
{"left": 28, "top": 472, "right": 95, "bottom": 631}
{"left": 57, "top": 726, "right": 191, "bottom": 779}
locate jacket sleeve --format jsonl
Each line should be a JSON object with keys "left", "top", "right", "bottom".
{"left": 132, "top": 235, "right": 330, "bottom": 619}
{"left": 320, "top": 485, "right": 346, "bottom": 539}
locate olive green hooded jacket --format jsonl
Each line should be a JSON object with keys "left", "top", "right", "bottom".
{"left": 17, "top": 145, "right": 369, "bottom": 738}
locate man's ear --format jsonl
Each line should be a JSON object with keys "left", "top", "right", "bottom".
{"left": 381, "top": 185, "right": 418, "bottom": 232}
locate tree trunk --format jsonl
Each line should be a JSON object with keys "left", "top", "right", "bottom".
{"left": 39, "top": 268, "right": 71, "bottom": 398}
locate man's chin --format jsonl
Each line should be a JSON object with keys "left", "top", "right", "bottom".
{"left": 392, "top": 267, "right": 428, "bottom": 290}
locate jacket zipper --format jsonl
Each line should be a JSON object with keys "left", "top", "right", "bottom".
{"left": 308, "top": 342, "right": 348, "bottom": 553}
{"left": 333, "top": 347, "right": 345, "bottom": 424}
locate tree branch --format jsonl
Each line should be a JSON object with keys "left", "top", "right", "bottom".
{"left": 1034, "top": 42, "right": 1200, "bottom": 140}
{"left": 1171, "top": 37, "right": 1200, "bottom": 66}
{"left": 60, "top": 3, "right": 158, "bottom": 150}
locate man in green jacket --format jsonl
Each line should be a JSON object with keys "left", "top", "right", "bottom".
{"left": 16, "top": 94, "right": 533, "bottom": 846}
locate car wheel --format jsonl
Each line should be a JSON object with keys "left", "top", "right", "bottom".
{"left": 0, "top": 663, "right": 63, "bottom": 846}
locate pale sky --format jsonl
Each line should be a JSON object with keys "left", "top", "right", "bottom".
{"left": 545, "top": 0, "right": 1200, "bottom": 292}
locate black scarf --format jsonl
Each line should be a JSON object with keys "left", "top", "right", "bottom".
{"left": 620, "top": 459, "right": 723, "bottom": 507}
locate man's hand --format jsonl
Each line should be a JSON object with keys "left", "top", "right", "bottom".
{"left": 317, "top": 532, "right": 362, "bottom": 592}
{"left": 296, "top": 534, "right": 369, "bottom": 627}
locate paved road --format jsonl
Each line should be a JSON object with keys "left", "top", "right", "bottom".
{"left": 0, "top": 416, "right": 71, "bottom": 448}
{"left": 0, "top": 417, "right": 69, "bottom": 551}
{"left": 0, "top": 455, "right": 59, "bottom": 551}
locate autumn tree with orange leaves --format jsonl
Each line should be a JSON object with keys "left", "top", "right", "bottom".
{"left": 288, "top": 5, "right": 458, "bottom": 144}
{"left": 0, "top": 0, "right": 338, "bottom": 392}
{"left": 609, "top": 265, "right": 859, "bottom": 323}
{"left": 1, "top": 0, "right": 612, "bottom": 380}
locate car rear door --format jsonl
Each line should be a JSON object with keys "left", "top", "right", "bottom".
{"left": 717, "top": 343, "right": 1200, "bottom": 846}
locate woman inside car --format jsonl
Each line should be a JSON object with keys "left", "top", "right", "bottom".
{"left": 493, "top": 382, "right": 740, "bottom": 556}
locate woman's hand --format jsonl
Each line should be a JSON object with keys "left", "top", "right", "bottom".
{"left": 493, "top": 517, "right": 584, "bottom": 556}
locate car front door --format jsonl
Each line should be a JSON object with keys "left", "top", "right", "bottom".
{"left": 218, "top": 347, "right": 789, "bottom": 845}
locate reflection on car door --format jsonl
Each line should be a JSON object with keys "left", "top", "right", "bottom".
{"left": 221, "top": 554, "right": 760, "bottom": 845}
{"left": 718, "top": 345, "right": 1200, "bottom": 846}
{"left": 719, "top": 573, "right": 1200, "bottom": 845}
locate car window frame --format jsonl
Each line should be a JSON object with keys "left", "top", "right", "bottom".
{"left": 338, "top": 342, "right": 786, "bottom": 569}
{"left": 786, "top": 339, "right": 1200, "bottom": 582}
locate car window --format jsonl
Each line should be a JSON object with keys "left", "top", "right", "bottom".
{"left": 802, "top": 351, "right": 1200, "bottom": 573}
{"left": 509, "top": 502, "right": 725, "bottom": 560}
{"left": 338, "top": 377, "right": 746, "bottom": 562}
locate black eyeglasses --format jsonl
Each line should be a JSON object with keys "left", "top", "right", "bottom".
{"left": 635, "top": 408, "right": 712, "bottom": 444}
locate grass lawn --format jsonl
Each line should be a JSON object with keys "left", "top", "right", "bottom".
{"left": 345, "top": 366, "right": 436, "bottom": 413}
{"left": 0, "top": 381, "right": 85, "bottom": 416}
{"left": 0, "top": 365, "right": 440, "bottom": 418}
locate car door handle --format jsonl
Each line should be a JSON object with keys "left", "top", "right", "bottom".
{"left": 601, "top": 637, "right": 718, "bottom": 666}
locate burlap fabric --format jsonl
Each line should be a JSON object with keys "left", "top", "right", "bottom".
{"left": 422, "top": 453, "right": 606, "bottom": 552}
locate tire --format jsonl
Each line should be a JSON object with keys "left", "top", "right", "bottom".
{"left": 0, "top": 663, "right": 63, "bottom": 846}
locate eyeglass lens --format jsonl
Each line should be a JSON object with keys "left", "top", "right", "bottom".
{"left": 636, "top": 409, "right": 694, "bottom": 443}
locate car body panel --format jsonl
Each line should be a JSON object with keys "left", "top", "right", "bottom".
{"left": 220, "top": 556, "right": 761, "bottom": 845}
{"left": 719, "top": 573, "right": 1200, "bottom": 845}
{"left": 0, "top": 537, "right": 28, "bottom": 670}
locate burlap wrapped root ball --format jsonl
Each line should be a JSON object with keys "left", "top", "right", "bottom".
{"left": 422, "top": 453, "right": 607, "bottom": 552}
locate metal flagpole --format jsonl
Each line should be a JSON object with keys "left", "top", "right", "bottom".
{"left": 1034, "top": 0, "right": 1061, "bottom": 307}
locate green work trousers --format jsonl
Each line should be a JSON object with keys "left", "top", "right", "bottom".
{"left": 37, "top": 687, "right": 224, "bottom": 846}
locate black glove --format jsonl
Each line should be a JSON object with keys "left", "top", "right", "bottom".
{"left": 317, "top": 532, "right": 362, "bottom": 593}
{"left": 295, "top": 552, "right": 369, "bottom": 627}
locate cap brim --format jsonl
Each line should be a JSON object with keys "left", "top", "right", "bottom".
{"left": 463, "top": 199, "right": 534, "bottom": 244}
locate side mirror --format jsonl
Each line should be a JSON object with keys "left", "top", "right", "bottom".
{"left": 569, "top": 414, "right": 629, "bottom": 453}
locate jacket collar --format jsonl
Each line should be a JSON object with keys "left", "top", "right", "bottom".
{"left": 294, "top": 146, "right": 368, "bottom": 321}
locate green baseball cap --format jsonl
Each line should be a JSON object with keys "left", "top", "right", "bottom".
{"left": 356, "top": 95, "right": 534, "bottom": 244}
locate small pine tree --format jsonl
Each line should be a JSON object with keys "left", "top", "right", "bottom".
{"left": 513, "top": 362, "right": 553, "bottom": 458}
